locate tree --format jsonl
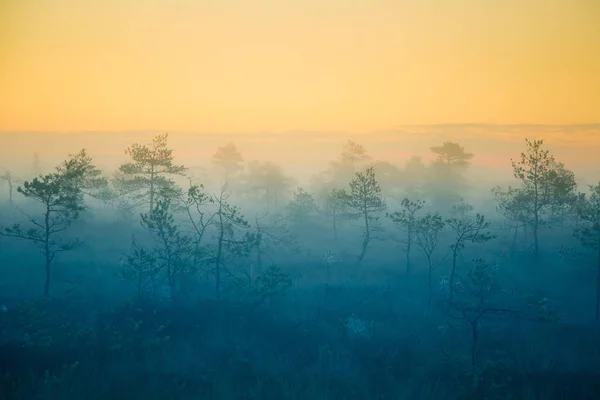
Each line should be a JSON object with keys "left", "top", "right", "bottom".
{"left": 32, "top": 152, "right": 42, "bottom": 176}
{"left": 446, "top": 214, "right": 496, "bottom": 309}
{"left": 324, "top": 188, "right": 348, "bottom": 240}
{"left": 388, "top": 198, "right": 425, "bottom": 275}
{"left": 117, "top": 133, "right": 186, "bottom": 213}
{"left": 491, "top": 185, "right": 531, "bottom": 254}
{"left": 414, "top": 212, "right": 446, "bottom": 308}
{"left": 210, "top": 184, "right": 257, "bottom": 299}
{"left": 242, "top": 161, "right": 293, "bottom": 211}
{"left": 371, "top": 161, "right": 403, "bottom": 198}
{"left": 139, "top": 194, "right": 194, "bottom": 302}
{"left": 286, "top": 187, "right": 320, "bottom": 226}
{"left": 211, "top": 142, "right": 244, "bottom": 182}
{"left": 510, "top": 139, "right": 577, "bottom": 255}
{"left": 0, "top": 170, "right": 85, "bottom": 296}
{"left": 402, "top": 156, "right": 427, "bottom": 197}
{"left": 0, "top": 170, "right": 15, "bottom": 204}
{"left": 326, "top": 140, "right": 371, "bottom": 188}
{"left": 120, "top": 237, "right": 161, "bottom": 302}
{"left": 56, "top": 149, "right": 108, "bottom": 199}
{"left": 450, "top": 198, "right": 474, "bottom": 220}
{"left": 250, "top": 213, "right": 297, "bottom": 281}
{"left": 336, "top": 166, "right": 386, "bottom": 263}
{"left": 176, "top": 183, "right": 216, "bottom": 270}
{"left": 251, "top": 264, "right": 293, "bottom": 307}
{"left": 431, "top": 142, "right": 474, "bottom": 167}
{"left": 426, "top": 142, "right": 473, "bottom": 207}
{"left": 574, "top": 182, "right": 600, "bottom": 321}
{"left": 449, "top": 258, "right": 556, "bottom": 380}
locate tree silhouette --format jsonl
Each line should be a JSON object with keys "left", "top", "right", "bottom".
{"left": 336, "top": 166, "right": 386, "bottom": 263}
{"left": 140, "top": 194, "right": 194, "bottom": 302}
{"left": 0, "top": 168, "right": 85, "bottom": 296}
{"left": 324, "top": 188, "right": 348, "bottom": 240}
{"left": 286, "top": 187, "right": 320, "bottom": 227}
{"left": 446, "top": 213, "right": 496, "bottom": 309}
{"left": 509, "top": 139, "right": 577, "bottom": 256}
{"left": 574, "top": 182, "right": 600, "bottom": 321}
{"left": 431, "top": 142, "right": 474, "bottom": 167}
{"left": 326, "top": 140, "right": 371, "bottom": 188}
{"left": 211, "top": 142, "right": 244, "bottom": 182}
{"left": 414, "top": 212, "right": 445, "bottom": 308}
{"left": 0, "top": 170, "right": 15, "bottom": 204}
{"left": 117, "top": 133, "right": 186, "bottom": 213}
{"left": 388, "top": 198, "right": 425, "bottom": 275}
{"left": 427, "top": 142, "right": 473, "bottom": 207}
{"left": 57, "top": 149, "right": 108, "bottom": 200}
{"left": 210, "top": 184, "right": 257, "bottom": 299}
{"left": 242, "top": 161, "right": 293, "bottom": 211}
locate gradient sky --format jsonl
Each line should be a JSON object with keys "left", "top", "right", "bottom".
{"left": 1, "top": 0, "right": 599, "bottom": 132}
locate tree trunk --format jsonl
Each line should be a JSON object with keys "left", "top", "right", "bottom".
{"left": 358, "top": 210, "right": 370, "bottom": 263}
{"left": 596, "top": 242, "right": 600, "bottom": 322}
{"left": 215, "top": 204, "right": 224, "bottom": 299}
{"left": 44, "top": 208, "right": 51, "bottom": 297}
{"left": 406, "top": 226, "right": 412, "bottom": 275}
{"left": 447, "top": 246, "right": 459, "bottom": 309}
{"left": 533, "top": 212, "right": 539, "bottom": 256}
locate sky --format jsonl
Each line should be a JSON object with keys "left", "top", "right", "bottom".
{"left": 1, "top": 0, "right": 599, "bottom": 133}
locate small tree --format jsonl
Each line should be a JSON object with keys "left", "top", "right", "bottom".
{"left": 446, "top": 214, "right": 496, "bottom": 309}
{"left": 491, "top": 185, "right": 531, "bottom": 254}
{"left": 120, "top": 237, "right": 161, "bottom": 302}
{"left": 210, "top": 184, "right": 257, "bottom": 299}
{"left": 510, "top": 139, "right": 577, "bottom": 255}
{"left": 140, "top": 194, "right": 194, "bottom": 302}
{"left": 177, "top": 183, "right": 217, "bottom": 269}
{"left": 117, "top": 133, "right": 186, "bottom": 213}
{"left": 414, "top": 212, "right": 446, "bottom": 308}
{"left": 450, "top": 258, "right": 556, "bottom": 380}
{"left": 0, "top": 171, "right": 85, "bottom": 296}
{"left": 336, "top": 167, "right": 386, "bottom": 263}
{"left": 252, "top": 264, "right": 293, "bottom": 306}
{"left": 251, "top": 213, "right": 297, "bottom": 279}
{"left": 388, "top": 198, "right": 425, "bottom": 275}
{"left": 0, "top": 170, "right": 15, "bottom": 204}
{"left": 574, "top": 182, "right": 600, "bottom": 321}
{"left": 287, "top": 187, "right": 319, "bottom": 227}
{"left": 450, "top": 198, "right": 474, "bottom": 220}
{"left": 324, "top": 188, "right": 348, "bottom": 240}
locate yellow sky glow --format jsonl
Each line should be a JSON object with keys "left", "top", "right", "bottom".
{"left": 1, "top": 0, "right": 599, "bottom": 132}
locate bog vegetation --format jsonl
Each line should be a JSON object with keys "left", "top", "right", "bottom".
{"left": 1, "top": 133, "right": 599, "bottom": 399}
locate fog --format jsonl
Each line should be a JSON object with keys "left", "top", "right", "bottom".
{"left": 1, "top": 126, "right": 600, "bottom": 399}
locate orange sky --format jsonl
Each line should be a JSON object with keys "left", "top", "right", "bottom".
{"left": 1, "top": 0, "right": 599, "bottom": 133}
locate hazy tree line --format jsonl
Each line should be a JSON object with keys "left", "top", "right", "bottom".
{"left": 1, "top": 133, "right": 599, "bottom": 331}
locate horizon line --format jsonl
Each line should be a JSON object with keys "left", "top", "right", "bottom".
{"left": 2, "top": 122, "right": 600, "bottom": 135}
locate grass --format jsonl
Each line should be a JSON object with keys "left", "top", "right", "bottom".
{"left": 1, "top": 283, "right": 600, "bottom": 400}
